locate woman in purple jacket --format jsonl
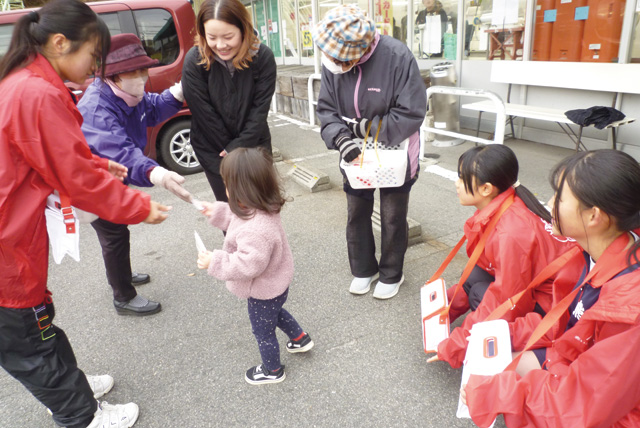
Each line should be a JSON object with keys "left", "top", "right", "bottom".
{"left": 313, "top": 6, "right": 426, "bottom": 300}
{"left": 78, "top": 34, "right": 190, "bottom": 316}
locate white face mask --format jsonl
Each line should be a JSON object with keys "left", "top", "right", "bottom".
{"left": 118, "top": 75, "right": 148, "bottom": 99}
{"left": 322, "top": 54, "right": 353, "bottom": 75}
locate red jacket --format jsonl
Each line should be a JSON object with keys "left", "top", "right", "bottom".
{"left": 0, "top": 54, "right": 151, "bottom": 309}
{"left": 438, "top": 188, "right": 578, "bottom": 368}
{"left": 465, "top": 253, "right": 640, "bottom": 428}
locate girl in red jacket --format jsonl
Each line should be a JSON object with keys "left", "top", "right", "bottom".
{"left": 428, "top": 145, "right": 576, "bottom": 368}
{"left": 0, "top": 1, "right": 168, "bottom": 427}
{"left": 462, "top": 149, "right": 640, "bottom": 428}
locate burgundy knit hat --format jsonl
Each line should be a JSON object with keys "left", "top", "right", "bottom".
{"left": 102, "top": 33, "right": 159, "bottom": 77}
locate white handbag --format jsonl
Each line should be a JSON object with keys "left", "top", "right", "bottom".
{"left": 420, "top": 194, "right": 515, "bottom": 354}
{"left": 420, "top": 278, "right": 449, "bottom": 353}
{"left": 44, "top": 191, "right": 98, "bottom": 264}
{"left": 456, "top": 319, "right": 512, "bottom": 427}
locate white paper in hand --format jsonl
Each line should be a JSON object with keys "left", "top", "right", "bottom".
{"left": 194, "top": 231, "right": 207, "bottom": 253}
{"left": 457, "top": 319, "right": 512, "bottom": 427}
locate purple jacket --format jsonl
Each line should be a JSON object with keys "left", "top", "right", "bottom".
{"left": 206, "top": 202, "right": 294, "bottom": 300}
{"left": 78, "top": 78, "right": 182, "bottom": 187}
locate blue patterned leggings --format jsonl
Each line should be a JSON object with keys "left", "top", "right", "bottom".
{"left": 247, "top": 288, "right": 304, "bottom": 371}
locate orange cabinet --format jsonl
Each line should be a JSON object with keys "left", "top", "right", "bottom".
{"left": 549, "top": 0, "right": 588, "bottom": 61}
{"left": 581, "top": 0, "right": 624, "bottom": 62}
{"left": 532, "top": 0, "right": 556, "bottom": 61}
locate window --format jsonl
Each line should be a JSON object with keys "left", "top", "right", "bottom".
{"left": 374, "top": 0, "right": 408, "bottom": 44}
{"left": 281, "top": 0, "right": 300, "bottom": 57}
{"left": 414, "top": 0, "right": 458, "bottom": 59}
{"left": 0, "top": 24, "right": 12, "bottom": 58}
{"left": 464, "top": 0, "right": 527, "bottom": 61}
{"left": 632, "top": 7, "right": 640, "bottom": 62}
{"left": 133, "top": 8, "right": 179, "bottom": 66}
{"left": 99, "top": 12, "right": 124, "bottom": 36}
{"left": 532, "top": 0, "right": 625, "bottom": 62}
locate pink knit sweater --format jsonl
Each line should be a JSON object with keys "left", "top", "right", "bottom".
{"left": 206, "top": 202, "right": 294, "bottom": 300}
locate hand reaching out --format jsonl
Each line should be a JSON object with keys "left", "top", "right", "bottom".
{"left": 197, "top": 250, "right": 213, "bottom": 269}
{"left": 199, "top": 201, "right": 216, "bottom": 216}
{"left": 107, "top": 160, "right": 128, "bottom": 181}
{"left": 143, "top": 201, "right": 171, "bottom": 224}
{"left": 426, "top": 354, "right": 440, "bottom": 363}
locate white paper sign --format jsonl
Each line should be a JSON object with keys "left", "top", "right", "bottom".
{"left": 457, "top": 319, "right": 513, "bottom": 427}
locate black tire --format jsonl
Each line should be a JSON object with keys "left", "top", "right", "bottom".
{"left": 158, "top": 119, "right": 203, "bottom": 175}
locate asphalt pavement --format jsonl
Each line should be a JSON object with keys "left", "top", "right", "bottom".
{"left": 0, "top": 113, "right": 575, "bottom": 428}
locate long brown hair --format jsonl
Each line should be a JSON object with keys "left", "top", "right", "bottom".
{"left": 195, "top": 0, "right": 260, "bottom": 71}
{"left": 220, "top": 148, "right": 285, "bottom": 219}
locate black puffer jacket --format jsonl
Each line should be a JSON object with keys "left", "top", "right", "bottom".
{"left": 182, "top": 44, "right": 276, "bottom": 174}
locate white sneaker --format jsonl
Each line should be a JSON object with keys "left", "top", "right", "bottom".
{"left": 46, "top": 374, "right": 115, "bottom": 416}
{"left": 87, "top": 375, "right": 114, "bottom": 399}
{"left": 349, "top": 273, "right": 379, "bottom": 295}
{"left": 87, "top": 401, "right": 139, "bottom": 428}
{"left": 373, "top": 275, "right": 405, "bottom": 300}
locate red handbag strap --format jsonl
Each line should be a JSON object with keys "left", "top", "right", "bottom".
{"left": 504, "top": 285, "right": 581, "bottom": 372}
{"left": 423, "top": 194, "right": 515, "bottom": 323}
{"left": 485, "top": 246, "right": 583, "bottom": 322}
{"left": 505, "top": 232, "right": 634, "bottom": 372}
{"left": 58, "top": 192, "right": 76, "bottom": 234}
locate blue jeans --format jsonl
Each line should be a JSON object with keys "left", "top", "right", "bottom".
{"left": 247, "top": 289, "right": 304, "bottom": 372}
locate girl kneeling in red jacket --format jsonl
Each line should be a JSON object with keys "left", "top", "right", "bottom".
{"left": 462, "top": 149, "right": 640, "bottom": 428}
{"left": 429, "top": 145, "right": 577, "bottom": 368}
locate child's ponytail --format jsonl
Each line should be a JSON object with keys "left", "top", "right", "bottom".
{"left": 0, "top": 0, "right": 110, "bottom": 81}
{"left": 514, "top": 184, "right": 551, "bottom": 223}
{"left": 458, "top": 145, "right": 551, "bottom": 223}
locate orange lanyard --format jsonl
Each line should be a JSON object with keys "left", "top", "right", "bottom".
{"left": 505, "top": 232, "right": 634, "bottom": 371}
{"left": 424, "top": 194, "right": 515, "bottom": 324}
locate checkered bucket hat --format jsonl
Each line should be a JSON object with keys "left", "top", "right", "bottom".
{"left": 312, "top": 5, "right": 376, "bottom": 62}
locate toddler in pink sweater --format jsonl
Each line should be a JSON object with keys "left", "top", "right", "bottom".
{"left": 197, "top": 148, "right": 313, "bottom": 385}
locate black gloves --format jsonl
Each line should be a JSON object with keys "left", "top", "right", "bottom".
{"left": 349, "top": 116, "right": 380, "bottom": 140}
{"left": 350, "top": 117, "right": 370, "bottom": 139}
{"left": 334, "top": 135, "right": 361, "bottom": 163}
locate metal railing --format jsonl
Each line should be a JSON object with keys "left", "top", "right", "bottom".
{"left": 421, "top": 86, "right": 506, "bottom": 159}
{"left": 307, "top": 73, "right": 321, "bottom": 126}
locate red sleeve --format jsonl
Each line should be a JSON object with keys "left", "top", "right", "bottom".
{"left": 465, "top": 322, "right": 640, "bottom": 428}
{"left": 91, "top": 154, "right": 109, "bottom": 170}
{"left": 14, "top": 85, "right": 149, "bottom": 224}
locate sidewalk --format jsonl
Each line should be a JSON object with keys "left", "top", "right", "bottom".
{"left": 0, "top": 114, "right": 574, "bottom": 427}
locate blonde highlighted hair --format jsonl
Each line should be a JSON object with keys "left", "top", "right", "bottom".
{"left": 195, "top": 0, "right": 260, "bottom": 71}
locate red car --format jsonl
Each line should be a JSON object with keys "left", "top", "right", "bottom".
{"left": 0, "top": 0, "right": 202, "bottom": 175}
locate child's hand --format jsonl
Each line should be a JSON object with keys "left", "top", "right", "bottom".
{"left": 197, "top": 250, "right": 213, "bottom": 269}
{"left": 460, "top": 384, "right": 467, "bottom": 405}
{"left": 199, "top": 201, "right": 216, "bottom": 216}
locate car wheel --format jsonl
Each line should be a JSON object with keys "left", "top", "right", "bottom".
{"left": 159, "top": 120, "right": 203, "bottom": 175}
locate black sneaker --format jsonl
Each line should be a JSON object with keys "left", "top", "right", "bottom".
{"left": 245, "top": 364, "right": 286, "bottom": 385}
{"left": 286, "top": 333, "right": 314, "bottom": 353}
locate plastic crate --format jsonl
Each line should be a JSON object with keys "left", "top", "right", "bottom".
{"left": 340, "top": 138, "right": 408, "bottom": 189}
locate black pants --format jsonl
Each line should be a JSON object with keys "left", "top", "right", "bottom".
{"left": 203, "top": 170, "right": 228, "bottom": 203}
{"left": 462, "top": 265, "right": 495, "bottom": 311}
{"left": 91, "top": 218, "right": 136, "bottom": 302}
{"left": 247, "top": 289, "right": 304, "bottom": 372}
{"left": 345, "top": 182, "right": 413, "bottom": 284}
{"left": 0, "top": 302, "right": 96, "bottom": 428}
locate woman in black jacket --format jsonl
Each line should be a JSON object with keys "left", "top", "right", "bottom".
{"left": 182, "top": 0, "right": 277, "bottom": 201}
